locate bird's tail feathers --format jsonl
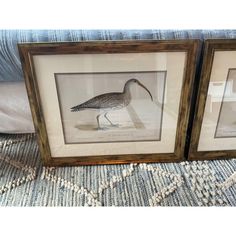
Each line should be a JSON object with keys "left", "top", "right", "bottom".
{"left": 70, "top": 105, "right": 85, "bottom": 112}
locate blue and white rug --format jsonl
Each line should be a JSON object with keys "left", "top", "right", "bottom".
{"left": 0, "top": 134, "right": 236, "bottom": 206}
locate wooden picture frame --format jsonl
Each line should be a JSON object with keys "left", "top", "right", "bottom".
{"left": 189, "top": 39, "right": 236, "bottom": 160}
{"left": 18, "top": 40, "right": 200, "bottom": 166}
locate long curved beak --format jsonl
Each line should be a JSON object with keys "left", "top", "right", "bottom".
{"left": 137, "top": 81, "right": 153, "bottom": 101}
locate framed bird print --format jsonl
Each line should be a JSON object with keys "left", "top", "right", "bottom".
{"left": 189, "top": 39, "right": 236, "bottom": 160}
{"left": 18, "top": 40, "right": 200, "bottom": 166}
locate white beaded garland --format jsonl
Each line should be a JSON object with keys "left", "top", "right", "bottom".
{"left": 0, "top": 154, "right": 36, "bottom": 195}
{"left": 139, "top": 163, "right": 184, "bottom": 206}
{"left": 2, "top": 135, "right": 235, "bottom": 207}
{"left": 183, "top": 159, "right": 229, "bottom": 206}
{"left": 42, "top": 168, "right": 102, "bottom": 206}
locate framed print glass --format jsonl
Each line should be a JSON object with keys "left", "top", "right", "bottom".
{"left": 189, "top": 39, "right": 236, "bottom": 160}
{"left": 18, "top": 40, "right": 199, "bottom": 166}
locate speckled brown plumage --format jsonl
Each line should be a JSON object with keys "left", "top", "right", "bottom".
{"left": 71, "top": 78, "right": 153, "bottom": 129}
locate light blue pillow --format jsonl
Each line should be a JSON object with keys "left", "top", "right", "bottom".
{"left": 1, "top": 29, "right": 236, "bottom": 82}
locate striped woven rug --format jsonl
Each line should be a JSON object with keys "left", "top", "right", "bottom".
{"left": 0, "top": 133, "right": 236, "bottom": 206}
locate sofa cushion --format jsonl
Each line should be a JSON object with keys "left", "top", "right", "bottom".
{"left": 0, "top": 81, "right": 34, "bottom": 133}
{"left": 1, "top": 30, "right": 236, "bottom": 82}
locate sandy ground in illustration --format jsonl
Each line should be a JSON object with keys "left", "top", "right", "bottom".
{"left": 63, "top": 100, "right": 164, "bottom": 143}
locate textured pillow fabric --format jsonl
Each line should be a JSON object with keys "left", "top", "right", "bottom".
{"left": 1, "top": 30, "right": 236, "bottom": 82}
{"left": 0, "top": 81, "right": 34, "bottom": 133}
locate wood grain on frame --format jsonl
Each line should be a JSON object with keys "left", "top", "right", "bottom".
{"left": 18, "top": 40, "right": 200, "bottom": 166}
{"left": 189, "top": 39, "right": 236, "bottom": 160}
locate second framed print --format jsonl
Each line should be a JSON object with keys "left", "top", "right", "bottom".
{"left": 189, "top": 39, "right": 236, "bottom": 160}
{"left": 18, "top": 40, "right": 200, "bottom": 166}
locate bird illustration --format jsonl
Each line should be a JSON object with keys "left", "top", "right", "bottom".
{"left": 71, "top": 78, "right": 153, "bottom": 130}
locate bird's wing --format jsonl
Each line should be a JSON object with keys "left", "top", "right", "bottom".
{"left": 71, "top": 92, "right": 122, "bottom": 111}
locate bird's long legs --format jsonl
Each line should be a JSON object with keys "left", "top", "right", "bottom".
{"left": 96, "top": 112, "right": 118, "bottom": 130}
{"left": 96, "top": 114, "right": 102, "bottom": 130}
{"left": 104, "top": 112, "right": 117, "bottom": 126}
